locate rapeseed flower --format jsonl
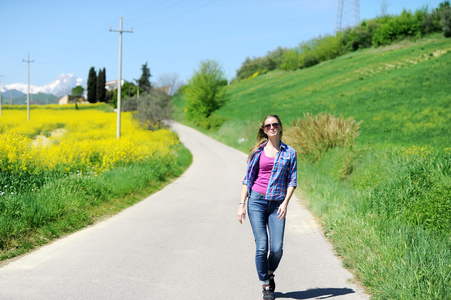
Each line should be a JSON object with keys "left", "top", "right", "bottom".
{"left": 0, "top": 107, "right": 179, "bottom": 177}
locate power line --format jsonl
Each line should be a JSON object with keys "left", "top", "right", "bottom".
{"left": 126, "top": 0, "right": 188, "bottom": 23}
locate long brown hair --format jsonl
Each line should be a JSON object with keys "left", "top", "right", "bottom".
{"left": 247, "top": 115, "right": 283, "bottom": 161}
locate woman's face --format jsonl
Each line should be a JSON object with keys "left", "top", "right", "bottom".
{"left": 263, "top": 116, "right": 281, "bottom": 138}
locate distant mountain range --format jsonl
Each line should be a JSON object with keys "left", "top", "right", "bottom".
{"left": 1, "top": 74, "right": 84, "bottom": 104}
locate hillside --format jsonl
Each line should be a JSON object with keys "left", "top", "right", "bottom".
{"left": 202, "top": 34, "right": 451, "bottom": 151}
{"left": 1, "top": 93, "right": 59, "bottom": 105}
{"left": 173, "top": 34, "right": 451, "bottom": 299}
{"left": 10, "top": 93, "right": 59, "bottom": 105}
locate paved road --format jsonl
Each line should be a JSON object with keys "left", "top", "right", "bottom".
{"left": 0, "top": 122, "right": 369, "bottom": 299}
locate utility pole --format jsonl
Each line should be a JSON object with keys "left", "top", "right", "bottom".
{"left": 110, "top": 17, "right": 133, "bottom": 139}
{"left": 23, "top": 53, "right": 34, "bottom": 122}
{"left": 0, "top": 75, "right": 4, "bottom": 117}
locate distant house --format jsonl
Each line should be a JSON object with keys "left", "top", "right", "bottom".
{"left": 58, "top": 95, "right": 86, "bottom": 105}
{"left": 105, "top": 80, "right": 125, "bottom": 91}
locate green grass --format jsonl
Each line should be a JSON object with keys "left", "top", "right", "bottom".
{"left": 173, "top": 34, "right": 451, "bottom": 298}
{"left": 0, "top": 145, "right": 192, "bottom": 261}
{"left": 191, "top": 34, "right": 450, "bottom": 148}
{"left": 299, "top": 147, "right": 450, "bottom": 299}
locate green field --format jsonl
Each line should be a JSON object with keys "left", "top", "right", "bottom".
{"left": 173, "top": 34, "right": 451, "bottom": 299}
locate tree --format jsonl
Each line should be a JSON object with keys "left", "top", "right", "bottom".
{"left": 111, "top": 81, "right": 139, "bottom": 109}
{"left": 71, "top": 85, "right": 84, "bottom": 109}
{"left": 71, "top": 85, "right": 84, "bottom": 96}
{"left": 96, "top": 68, "right": 106, "bottom": 102}
{"left": 439, "top": 1, "right": 451, "bottom": 37}
{"left": 139, "top": 62, "right": 152, "bottom": 92}
{"left": 87, "top": 67, "right": 97, "bottom": 103}
{"left": 156, "top": 73, "right": 183, "bottom": 96}
{"left": 379, "top": 0, "right": 389, "bottom": 18}
{"left": 185, "top": 59, "right": 228, "bottom": 123}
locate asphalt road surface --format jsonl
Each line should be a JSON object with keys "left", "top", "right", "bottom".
{"left": 0, "top": 122, "right": 369, "bottom": 300}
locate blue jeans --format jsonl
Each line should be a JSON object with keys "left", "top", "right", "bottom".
{"left": 248, "top": 191, "right": 286, "bottom": 285}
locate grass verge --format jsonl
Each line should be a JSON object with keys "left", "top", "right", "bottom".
{"left": 0, "top": 145, "right": 192, "bottom": 261}
{"left": 298, "top": 146, "right": 450, "bottom": 299}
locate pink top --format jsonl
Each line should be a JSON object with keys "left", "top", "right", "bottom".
{"left": 251, "top": 150, "right": 275, "bottom": 195}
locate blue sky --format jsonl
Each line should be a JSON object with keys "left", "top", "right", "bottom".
{"left": 0, "top": 0, "right": 444, "bottom": 87}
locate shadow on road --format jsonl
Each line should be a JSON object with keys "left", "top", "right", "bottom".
{"left": 274, "top": 287, "right": 356, "bottom": 299}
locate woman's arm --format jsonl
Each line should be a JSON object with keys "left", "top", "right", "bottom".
{"left": 237, "top": 184, "right": 248, "bottom": 224}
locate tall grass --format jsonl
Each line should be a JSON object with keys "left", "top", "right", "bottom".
{"left": 298, "top": 146, "right": 450, "bottom": 299}
{"left": 284, "top": 113, "right": 361, "bottom": 161}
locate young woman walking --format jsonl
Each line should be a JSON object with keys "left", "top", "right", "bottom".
{"left": 237, "top": 115, "right": 297, "bottom": 300}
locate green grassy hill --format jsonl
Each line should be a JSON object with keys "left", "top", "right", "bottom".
{"left": 173, "top": 34, "right": 451, "bottom": 299}
{"left": 180, "top": 34, "right": 450, "bottom": 152}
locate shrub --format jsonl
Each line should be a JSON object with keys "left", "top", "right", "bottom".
{"left": 236, "top": 57, "right": 266, "bottom": 80}
{"left": 342, "top": 20, "right": 380, "bottom": 51}
{"left": 263, "top": 47, "right": 288, "bottom": 71}
{"left": 284, "top": 112, "right": 362, "bottom": 161}
{"left": 122, "top": 97, "right": 138, "bottom": 112}
{"left": 134, "top": 89, "right": 172, "bottom": 130}
{"left": 280, "top": 50, "right": 302, "bottom": 71}
{"left": 300, "top": 51, "right": 319, "bottom": 68}
{"left": 195, "top": 114, "right": 225, "bottom": 130}
{"left": 185, "top": 60, "right": 228, "bottom": 125}
{"left": 419, "top": 7, "right": 442, "bottom": 35}
{"left": 314, "top": 33, "right": 345, "bottom": 62}
{"left": 372, "top": 10, "right": 422, "bottom": 46}
{"left": 440, "top": 4, "right": 451, "bottom": 37}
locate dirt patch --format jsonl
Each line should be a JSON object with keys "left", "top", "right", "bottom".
{"left": 32, "top": 128, "right": 67, "bottom": 147}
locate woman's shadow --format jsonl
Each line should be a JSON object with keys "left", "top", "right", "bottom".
{"left": 274, "top": 287, "right": 356, "bottom": 299}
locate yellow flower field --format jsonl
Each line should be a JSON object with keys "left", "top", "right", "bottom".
{"left": 0, "top": 105, "right": 179, "bottom": 176}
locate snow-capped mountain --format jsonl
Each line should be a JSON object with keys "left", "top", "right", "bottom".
{"left": 1, "top": 74, "right": 84, "bottom": 98}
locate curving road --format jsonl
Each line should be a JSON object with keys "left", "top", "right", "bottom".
{"left": 0, "top": 122, "right": 368, "bottom": 299}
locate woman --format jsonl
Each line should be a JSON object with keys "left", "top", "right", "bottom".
{"left": 237, "top": 115, "right": 297, "bottom": 300}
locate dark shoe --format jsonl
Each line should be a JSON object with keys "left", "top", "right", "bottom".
{"left": 262, "top": 286, "right": 274, "bottom": 300}
{"left": 269, "top": 274, "right": 276, "bottom": 292}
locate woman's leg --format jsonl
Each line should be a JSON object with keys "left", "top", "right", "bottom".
{"left": 248, "top": 192, "right": 270, "bottom": 285}
{"left": 267, "top": 200, "right": 286, "bottom": 274}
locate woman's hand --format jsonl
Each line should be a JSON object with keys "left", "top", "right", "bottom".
{"left": 278, "top": 186, "right": 295, "bottom": 220}
{"left": 237, "top": 185, "right": 248, "bottom": 224}
{"left": 277, "top": 202, "right": 288, "bottom": 220}
{"left": 237, "top": 204, "right": 246, "bottom": 224}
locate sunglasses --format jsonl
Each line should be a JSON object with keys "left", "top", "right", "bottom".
{"left": 264, "top": 123, "right": 280, "bottom": 129}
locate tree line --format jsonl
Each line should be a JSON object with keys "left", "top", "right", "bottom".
{"left": 235, "top": 1, "right": 451, "bottom": 80}
{"left": 87, "top": 67, "right": 107, "bottom": 103}
{"left": 70, "top": 62, "right": 179, "bottom": 131}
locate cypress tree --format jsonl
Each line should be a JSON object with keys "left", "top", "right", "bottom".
{"left": 87, "top": 67, "right": 97, "bottom": 103}
{"left": 102, "top": 68, "right": 107, "bottom": 101}
{"left": 139, "top": 62, "right": 152, "bottom": 92}
{"left": 96, "top": 68, "right": 106, "bottom": 102}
